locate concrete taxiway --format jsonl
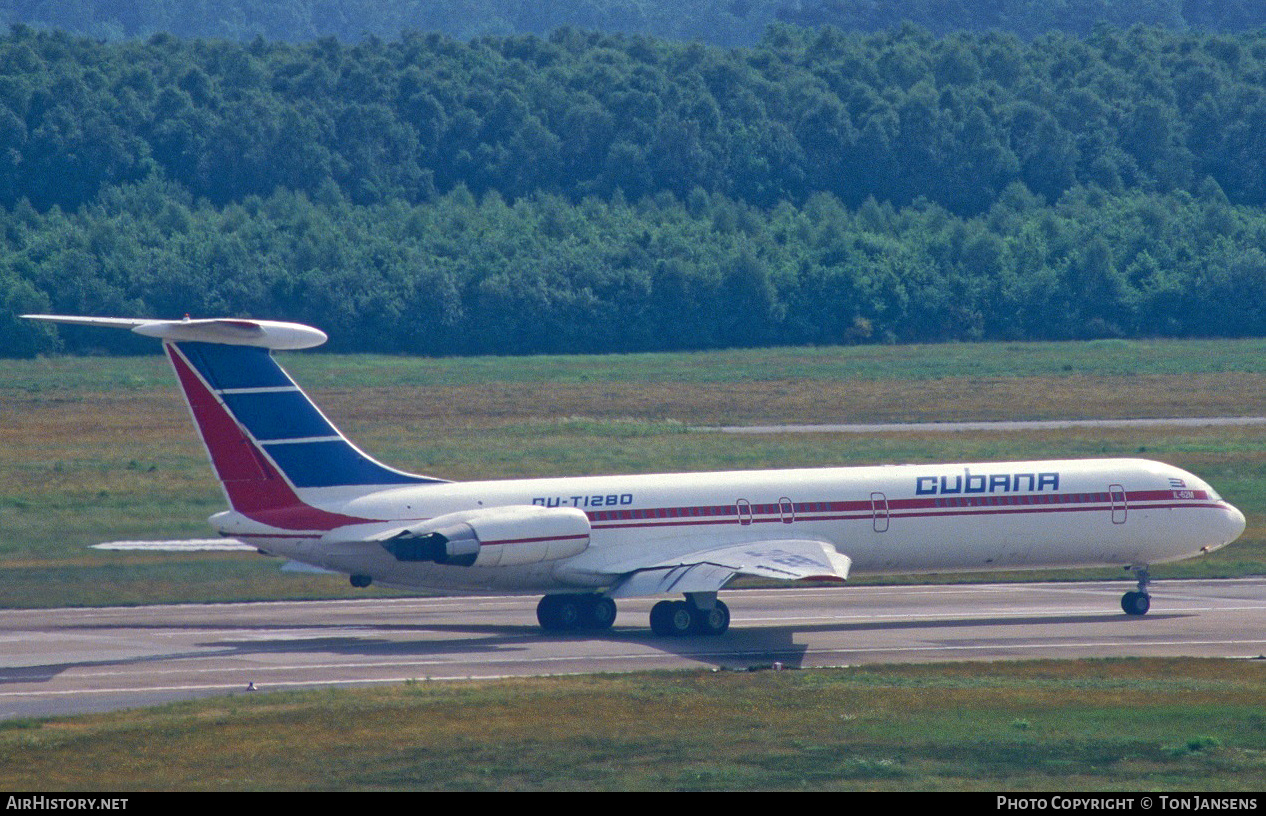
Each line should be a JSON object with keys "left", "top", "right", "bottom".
{"left": 1, "top": 578, "right": 1264, "bottom": 720}
{"left": 698, "top": 416, "right": 1266, "bottom": 434}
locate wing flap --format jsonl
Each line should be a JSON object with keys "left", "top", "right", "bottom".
{"left": 607, "top": 539, "right": 851, "bottom": 598}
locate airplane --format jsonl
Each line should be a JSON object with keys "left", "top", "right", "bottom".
{"left": 24, "top": 314, "right": 1247, "bottom": 636}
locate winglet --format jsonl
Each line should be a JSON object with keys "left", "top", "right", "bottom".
{"left": 22, "top": 315, "right": 327, "bottom": 350}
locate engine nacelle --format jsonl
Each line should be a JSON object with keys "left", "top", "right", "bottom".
{"left": 380, "top": 505, "right": 591, "bottom": 568}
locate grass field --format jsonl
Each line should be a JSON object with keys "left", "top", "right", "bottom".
{"left": 1, "top": 338, "right": 1264, "bottom": 790}
{"left": 2, "top": 337, "right": 1263, "bottom": 606}
{"left": 1, "top": 659, "right": 1262, "bottom": 791}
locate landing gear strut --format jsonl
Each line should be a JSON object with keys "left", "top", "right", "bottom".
{"left": 537, "top": 593, "right": 617, "bottom": 632}
{"left": 1121, "top": 566, "right": 1151, "bottom": 616}
{"left": 650, "top": 592, "right": 730, "bottom": 637}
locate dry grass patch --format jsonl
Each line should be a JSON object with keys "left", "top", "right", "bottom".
{"left": 1, "top": 659, "right": 1263, "bottom": 790}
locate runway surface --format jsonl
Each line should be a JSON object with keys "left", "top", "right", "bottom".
{"left": 2, "top": 578, "right": 1264, "bottom": 720}
{"left": 697, "top": 416, "right": 1266, "bottom": 434}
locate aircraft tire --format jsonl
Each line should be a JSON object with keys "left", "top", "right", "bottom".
{"left": 691, "top": 600, "right": 730, "bottom": 636}
{"left": 539, "top": 594, "right": 616, "bottom": 631}
{"left": 651, "top": 600, "right": 695, "bottom": 636}
{"left": 557, "top": 596, "right": 586, "bottom": 629}
{"left": 1121, "top": 591, "right": 1151, "bottom": 616}
{"left": 584, "top": 595, "right": 617, "bottom": 630}
{"left": 537, "top": 594, "right": 579, "bottom": 631}
{"left": 536, "top": 595, "right": 558, "bottom": 629}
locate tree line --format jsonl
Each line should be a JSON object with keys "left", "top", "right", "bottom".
{"left": 3, "top": 24, "right": 1266, "bottom": 215}
{"left": 3, "top": 0, "right": 1266, "bottom": 46}
{"left": 6, "top": 22, "right": 1266, "bottom": 355}
{"left": 8, "top": 176, "right": 1266, "bottom": 357}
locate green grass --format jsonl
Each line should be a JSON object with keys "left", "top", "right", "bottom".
{"left": 0, "top": 659, "right": 1262, "bottom": 790}
{"left": 1, "top": 338, "right": 1264, "bottom": 606}
{"left": 1, "top": 341, "right": 1264, "bottom": 791}
{"left": 7, "top": 337, "right": 1266, "bottom": 393}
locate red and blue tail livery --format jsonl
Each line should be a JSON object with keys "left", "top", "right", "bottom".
{"left": 25, "top": 314, "right": 1247, "bottom": 636}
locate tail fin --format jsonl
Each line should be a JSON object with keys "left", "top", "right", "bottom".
{"left": 25, "top": 315, "right": 444, "bottom": 527}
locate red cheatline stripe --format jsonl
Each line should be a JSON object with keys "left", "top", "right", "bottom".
{"left": 589, "top": 498, "right": 1227, "bottom": 531}
{"left": 477, "top": 534, "right": 590, "bottom": 547}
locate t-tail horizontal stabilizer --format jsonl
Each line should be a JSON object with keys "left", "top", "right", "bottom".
{"left": 23, "top": 314, "right": 329, "bottom": 349}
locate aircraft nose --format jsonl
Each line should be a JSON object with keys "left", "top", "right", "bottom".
{"left": 1209, "top": 502, "right": 1247, "bottom": 553}
{"left": 1225, "top": 503, "right": 1247, "bottom": 541}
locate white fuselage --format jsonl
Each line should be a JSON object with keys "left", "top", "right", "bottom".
{"left": 212, "top": 457, "right": 1246, "bottom": 594}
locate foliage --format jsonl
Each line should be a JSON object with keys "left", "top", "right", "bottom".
{"left": 3, "top": 25, "right": 1266, "bottom": 213}
{"left": 8, "top": 178, "right": 1266, "bottom": 355}
{"left": 3, "top": 0, "right": 1266, "bottom": 46}
{"left": 778, "top": 0, "right": 1266, "bottom": 41}
{"left": 3, "top": 25, "right": 1266, "bottom": 354}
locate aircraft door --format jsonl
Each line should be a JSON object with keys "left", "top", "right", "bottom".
{"left": 736, "top": 499, "right": 753, "bottom": 526}
{"left": 1110, "top": 484, "right": 1127, "bottom": 524}
{"left": 871, "top": 492, "right": 889, "bottom": 532}
{"left": 779, "top": 497, "right": 795, "bottom": 524}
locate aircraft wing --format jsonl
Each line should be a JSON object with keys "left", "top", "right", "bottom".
{"left": 605, "top": 539, "right": 851, "bottom": 598}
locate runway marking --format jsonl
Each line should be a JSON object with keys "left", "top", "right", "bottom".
{"left": 3, "top": 636, "right": 1266, "bottom": 702}
{"left": 3, "top": 580, "right": 1261, "bottom": 718}
{"left": 740, "top": 602, "right": 1266, "bottom": 624}
{"left": 698, "top": 417, "right": 1266, "bottom": 434}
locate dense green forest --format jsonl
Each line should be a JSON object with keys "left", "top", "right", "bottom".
{"left": 9, "top": 178, "right": 1266, "bottom": 357}
{"left": 3, "top": 0, "right": 1266, "bottom": 46}
{"left": 5, "top": 21, "right": 1266, "bottom": 355}
{"left": 13, "top": 23, "right": 1266, "bottom": 214}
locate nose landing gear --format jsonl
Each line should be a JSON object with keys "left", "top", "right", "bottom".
{"left": 1121, "top": 566, "right": 1151, "bottom": 616}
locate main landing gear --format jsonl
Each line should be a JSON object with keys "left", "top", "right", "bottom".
{"left": 535, "top": 591, "right": 731, "bottom": 636}
{"left": 1121, "top": 566, "right": 1151, "bottom": 616}
{"left": 536, "top": 593, "right": 618, "bottom": 632}
{"left": 650, "top": 594, "right": 730, "bottom": 637}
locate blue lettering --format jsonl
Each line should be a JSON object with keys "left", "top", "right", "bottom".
{"left": 915, "top": 470, "right": 1062, "bottom": 495}
{"left": 534, "top": 493, "right": 636, "bottom": 507}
